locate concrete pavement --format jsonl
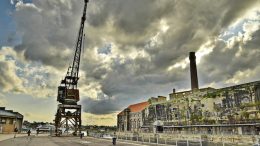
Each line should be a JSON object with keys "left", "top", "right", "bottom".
{"left": 0, "top": 133, "right": 27, "bottom": 141}
{"left": 0, "top": 136, "right": 150, "bottom": 146}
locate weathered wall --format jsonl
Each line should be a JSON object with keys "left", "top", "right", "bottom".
{"left": 0, "top": 118, "right": 23, "bottom": 134}
{"left": 144, "top": 81, "right": 260, "bottom": 126}
{"left": 118, "top": 81, "right": 260, "bottom": 134}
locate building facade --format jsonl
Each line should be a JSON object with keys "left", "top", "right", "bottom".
{"left": 117, "top": 81, "right": 260, "bottom": 135}
{"left": 117, "top": 102, "right": 149, "bottom": 132}
{"left": 0, "top": 107, "right": 23, "bottom": 133}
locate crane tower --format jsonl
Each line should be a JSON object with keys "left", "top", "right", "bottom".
{"left": 54, "top": 0, "right": 89, "bottom": 136}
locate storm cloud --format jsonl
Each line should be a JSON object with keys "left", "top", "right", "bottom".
{"left": 199, "top": 23, "right": 260, "bottom": 86}
{"left": 81, "top": 97, "right": 120, "bottom": 115}
{"left": 6, "top": 0, "right": 260, "bottom": 117}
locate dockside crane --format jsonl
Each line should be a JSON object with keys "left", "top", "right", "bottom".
{"left": 54, "top": 0, "right": 89, "bottom": 136}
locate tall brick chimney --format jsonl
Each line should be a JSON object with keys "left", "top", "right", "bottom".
{"left": 189, "top": 52, "right": 199, "bottom": 90}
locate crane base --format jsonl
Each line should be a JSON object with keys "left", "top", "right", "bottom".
{"left": 54, "top": 104, "right": 81, "bottom": 136}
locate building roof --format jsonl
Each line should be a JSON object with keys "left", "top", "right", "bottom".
{"left": 117, "top": 101, "right": 149, "bottom": 116}
{"left": 128, "top": 101, "right": 149, "bottom": 113}
{"left": 0, "top": 107, "right": 23, "bottom": 119}
{"left": 169, "top": 87, "right": 215, "bottom": 95}
{"left": 118, "top": 111, "right": 124, "bottom": 116}
{"left": 169, "top": 80, "right": 260, "bottom": 96}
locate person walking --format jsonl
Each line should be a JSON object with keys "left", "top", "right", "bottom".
{"left": 112, "top": 132, "right": 117, "bottom": 145}
{"left": 27, "top": 129, "right": 31, "bottom": 136}
{"left": 80, "top": 132, "right": 84, "bottom": 139}
{"left": 14, "top": 127, "right": 18, "bottom": 138}
{"left": 36, "top": 128, "right": 39, "bottom": 136}
{"left": 26, "top": 129, "right": 31, "bottom": 140}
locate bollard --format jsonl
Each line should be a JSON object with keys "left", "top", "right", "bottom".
{"left": 187, "top": 139, "right": 189, "bottom": 146}
{"left": 157, "top": 134, "right": 159, "bottom": 145}
{"left": 200, "top": 136, "right": 202, "bottom": 146}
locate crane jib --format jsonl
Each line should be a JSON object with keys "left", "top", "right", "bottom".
{"left": 57, "top": 0, "right": 88, "bottom": 104}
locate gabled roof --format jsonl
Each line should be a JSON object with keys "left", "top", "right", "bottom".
{"left": 117, "top": 101, "right": 149, "bottom": 116}
{"left": 128, "top": 101, "right": 149, "bottom": 113}
{"left": 0, "top": 107, "right": 23, "bottom": 119}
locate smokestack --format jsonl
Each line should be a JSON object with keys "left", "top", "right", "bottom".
{"left": 189, "top": 52, "right": 199, "bottom": 90}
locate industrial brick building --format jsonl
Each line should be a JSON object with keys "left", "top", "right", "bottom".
{"left": 0, "top": 107, "right": 23, "bottom": 133}
{"left": 117, "top": 101, "right": 149, "bottom": 132}
{"left": 117, "top": 52, "right": 260, "bottom": 135}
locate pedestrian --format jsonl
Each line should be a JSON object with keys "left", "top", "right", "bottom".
{"left": 112, "top": 132, "right": 117, "bottom": 145}
{"left": 27, "top": 129, "right": 31, "bottom": 136}
{"left": 36, "top": 128, "right": 39, "bottom": 136}
{"left": 14, "top": 127, "right": 18, "bottom": 138}
{"left": 80, "top": 132, "right": 84, "bottom": 139}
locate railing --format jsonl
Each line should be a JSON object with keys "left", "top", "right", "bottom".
{"left": 115, "top": 132, "right": 260, "bottom": 146}
{"left": 116, "top": 133, "right": 204, "bottom": 146}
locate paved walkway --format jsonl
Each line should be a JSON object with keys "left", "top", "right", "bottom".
{"left": 0, "top": 133, "right": 49, "bottom": 142}
{"left": 0, "top": 136, "right": 151, "bottom": 146}
{"left": 0, "top": 134, "right": 27, "bottom": 141}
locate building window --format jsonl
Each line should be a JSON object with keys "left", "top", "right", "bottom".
{"left": 0, "top": 118, "right": 6, "bottom": 124}
{"left": 9, "top": 119, "right": 14, "bottom": 124}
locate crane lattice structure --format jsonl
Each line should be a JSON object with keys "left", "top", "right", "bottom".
{"left": 54, "top": 0, "right": 89, "bottom": 136}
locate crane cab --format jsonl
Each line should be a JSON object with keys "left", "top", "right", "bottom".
{"left": 66, "top": 89, "right": 80, "bottom": 102}
{"left": 57, "top": 86, "right": 80, "bottom": 104}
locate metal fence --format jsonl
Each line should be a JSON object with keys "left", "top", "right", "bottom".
{"left": 117, "top": 134, "right": 203, "bottom": 146}
{"left": 115, "top": 132, "right": 260, "bottom": 146}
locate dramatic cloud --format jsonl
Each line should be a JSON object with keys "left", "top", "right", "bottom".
{"left": 81, "top": 97, "right": 120, "bottom": 115}
{"left": 13, "top": 0, "right": 81, "bottom": 68}
{"left": 199, "top": 18, "right": 260, "bottom": 87}
{"left": 0, "top": 47, "right": 25, "bottom": 92}
{"left": 1, "top": 0, "right": 259, "bottom": 124}
{"left": 0, "top": 46, "right": 62, "bottom": 98}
